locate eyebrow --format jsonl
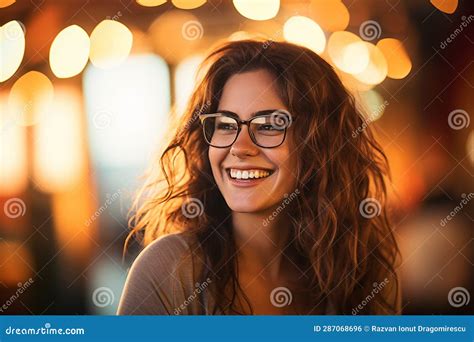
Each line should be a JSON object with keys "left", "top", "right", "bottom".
{"left": 216, "top": 109, "right": 282, "bottom": 119}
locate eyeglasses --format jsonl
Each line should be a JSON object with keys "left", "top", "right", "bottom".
{"left": 199, "top": 109, "right": 293, "bottom": 148}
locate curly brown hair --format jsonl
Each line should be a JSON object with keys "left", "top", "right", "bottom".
{"left": 126, "top": 39, "right": 401, "bottom": 315}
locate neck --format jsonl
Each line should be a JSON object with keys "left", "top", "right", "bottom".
{"left": 232, "top": 207, "right": 291, "bottom": 280}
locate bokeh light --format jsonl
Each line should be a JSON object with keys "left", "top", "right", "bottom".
{"left": 90, "top": 20, "right": 133, "bottom": 69}
{"left": 172, "top": 0, "right": 206, "bottom": 9}
{"left": 49, "top": 25, "right": 90, "bottom": 78}
{"left": 233, "top": 0, "right": 280, "bottom": 21}
{"left": 7, "top": 71, "right": 54, "bottom": 126}
{"left": 136, "top": 0, "right": 166, "bottom": 6}
{"left": 357, "top": 89, "right": 387, "bottom": 122}
{"left": 0, "top": 20, "right": 25, "bottom": 82}
{"left": 309, "top": 0, "right": 349, "bottom": 32}
{"left": 0, "top": 242, "right": 33, "bottom": 286}
{"left": 283, "top": 16, "right": 326, "bottom": 54}
{"left": 430, "top": 0, "right": 458, "bottom": 14}
{"left": 467, "top": 130, "right": 474, "bottom": 166}
{"left": 377, "top": 38, "right": 412, "bottom": 79}
{"left": 328, "top": 31, "right": 369, "bottom": 74}
{"left": 148, "top": 11, "right": 202, "bottom": 64}
{"left": 175, "top": 54, "right": 204, "bottom": 115}
{"left": 0, "top": 94, "right": 28, "bottom": 196}
{"left": 33, "top": 87, "right": 85, "bottom": 193}
{"left": 353, "top": 42, "right": 388, "bottom": 85}
{"left": 0, "top": 0, "right": 15, "bottom": 8}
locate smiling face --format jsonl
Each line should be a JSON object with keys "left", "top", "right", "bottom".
{"left": 208, "top": 69, "right": 298, "bottom": 213}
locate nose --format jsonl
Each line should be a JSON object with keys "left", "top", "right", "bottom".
{"left": 230, "top": 125, "right": 259, "bottom": 158}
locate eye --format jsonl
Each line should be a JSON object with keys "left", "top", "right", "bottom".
{"left": 216, "top": 122, "right": 237, "bottom": 130}
{"left": 258, "top": 124, "right": 278, "bottom": 131}
{"left": 257, "top": 124, "right": 284, "bottom": 131}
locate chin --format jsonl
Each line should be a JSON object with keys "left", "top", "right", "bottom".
{"left": 224, "top": 195, "right": 275, "bottom": 214}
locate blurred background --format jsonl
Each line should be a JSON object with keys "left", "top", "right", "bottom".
{"left": 0, "top": 0, "right": 472, "bottom": 315}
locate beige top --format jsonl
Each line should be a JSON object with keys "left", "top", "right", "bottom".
{"left": 117, "top": 233, "right": 217, "bottom": 315}
{"left": 117, "top": 233, "right": 337, "bottom": 315}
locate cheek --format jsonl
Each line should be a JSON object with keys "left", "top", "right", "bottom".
{"left": 208, "top": 148, "right": 225, "bottom": 179}
{"left": 281, "top": 136, "right": 298, "bottom": 184}
{"left": 274, "top": 135, "right": 296, "bottom": 172}
{"left": 265, "top": 143, "right": 298, "bottom": 194}
{"left": 275, "top": 149, "right": 297, "bottom": 186}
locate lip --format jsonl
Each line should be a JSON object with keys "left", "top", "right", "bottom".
{"left": 223, "top": 167, "right": 275, "bottom": 188}
{"left": 225, "top": 165, "right": 275, "bottom": 172}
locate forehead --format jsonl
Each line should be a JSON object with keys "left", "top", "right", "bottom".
{"left": 217, "top": 69, "right": 287, "bottom": 119}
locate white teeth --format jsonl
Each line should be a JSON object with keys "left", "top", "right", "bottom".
{"left": 228, "top": 168, "right": 271, "bottom": 180}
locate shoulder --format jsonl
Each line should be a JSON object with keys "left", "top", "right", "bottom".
{"left": 140, "top": 232, "right": 196, "bottom": 263}
{"left": 130, "top": 232, "right": 199, "bottom": 281}
{"left": 117, "top": 232, "right": 203, "bottom": 315}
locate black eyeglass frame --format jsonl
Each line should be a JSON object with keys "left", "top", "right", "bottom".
{"left": 199, "top": 109, "right": 293, "bottom": 149}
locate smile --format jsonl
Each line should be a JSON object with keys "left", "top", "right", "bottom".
{"left": 227, "top": 168, "right": 274, "bottom": 180}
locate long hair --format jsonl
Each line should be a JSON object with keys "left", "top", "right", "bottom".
{"left": 126, "top": 39, "right": 401, "bottom": 315}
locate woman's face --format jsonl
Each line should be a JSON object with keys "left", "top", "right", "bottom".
{"left": 208, "top": 69, "right": 298, "bottom": 213}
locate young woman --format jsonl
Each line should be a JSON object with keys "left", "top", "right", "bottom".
{"left": 117, "top": 39, "right": 401, "bottom": 315}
